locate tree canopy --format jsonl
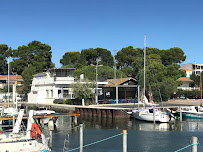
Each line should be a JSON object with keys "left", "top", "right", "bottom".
{"left": 73, "top": 66, "right": 127, "bottom": 81}
{"left": 61, "top": 48, "right": 114, "bottom": 68}
{"left": 10, "top": 41, "right": 54, "bottom": 96}
{"left": 0, "top": 44, "right": 11, "bottom": 74}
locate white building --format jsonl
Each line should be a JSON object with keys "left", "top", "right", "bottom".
{"left": 177, "top": 77, "right": 195, "bottom": 90}
{"left": 28, "top": 68, "right": 108, "bottom": 104}
{"left": 28, "top": 68, "right": 76, "bottom": 104}
{"left": 181, "top": 63, "right": 203, "bottom": 77}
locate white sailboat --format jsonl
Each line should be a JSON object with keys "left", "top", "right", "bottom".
{"left": 131, "top": 35, "right": 170, "bottom": 123}
{"left": 0, "top": 109, "right": 49, "bottom": 151}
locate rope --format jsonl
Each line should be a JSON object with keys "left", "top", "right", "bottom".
{"left": 174, "top": 143, "right": 198, "bottom": 152}
{"left": 66, "top": 132, "right": 127, "bottom": 152}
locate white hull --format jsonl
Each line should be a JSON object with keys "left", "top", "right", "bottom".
{"left": 132, "top": 109, "right": 170, "bottom": 123}
{"left": 0, "top": 138, "right": 48, "bottom": 152}
{"left": 179, "top": 106, "right": 203, "bottom": 119}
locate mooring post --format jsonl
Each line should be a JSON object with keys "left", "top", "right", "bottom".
{"left": 80, "top": 124, "right": 83, "bottom": 152}
{"left": 12, "top": 115, "right": 15, "bottom": 129}
{"left": 191, "top": 136, "right": 198, "bottom": 152}
{"left": 179, "top": 106, "right": 182, "bottom": 123}
{"left": 123, "top": 130, "right": 127, "bottom": 152}
{"left": 153, "top": 106, "right": 155, "bottom": 124}
{"left": 48, "top": 120, "right": 54, "bottom": 150}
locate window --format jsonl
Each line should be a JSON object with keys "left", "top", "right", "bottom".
{"left": 50, "top": 90, "right": 53, "bottom": 98}
{"left": 46, "top": 90, "right": 49, "bottom": 98}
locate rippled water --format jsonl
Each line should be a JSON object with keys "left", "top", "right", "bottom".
{"left": 43, "top": 115, "right": 203, "bottom": 152}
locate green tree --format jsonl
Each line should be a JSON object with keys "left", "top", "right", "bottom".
{"left": 11, "top": 41, "right": 54, "bottom": 74}
{"left": 81, "top": 48, "right": 114, "bottom": 67}
{"left": 60, "top": 52, "right": 81, "bottom": 66}
{"left": 11, "top": 41, "right": 54, "bottom": 96}
{"left": 71, "top": 80, "right": 95, "bottom": 101}
{"left": 0, "top": 44, "right": 12, "bottom": 74}
{"left": 190, "top": 72, "right": 203, "bottom": 88}
{"left": 73, "top": 66, "right": 127, "bottom": 81}
{"left": 160, "top": 47, "right": 186, "bottom": 66}
{"left": 21, "top": 66, "right": 36, "bottom": 99}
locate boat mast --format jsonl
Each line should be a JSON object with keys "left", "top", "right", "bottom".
{"left": 8, "top": 57, "right": 10, "bottom": 107}
{"left": 144, "top": 34, "right": 146, "bottom": 99}
{"left": 200, "top": 72, "right": 202, "bottom": 105}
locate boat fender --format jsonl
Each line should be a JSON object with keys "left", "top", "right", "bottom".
{"left": 31, "top": 123, "right": 41, "bottom": 139}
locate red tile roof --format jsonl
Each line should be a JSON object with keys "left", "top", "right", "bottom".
{"left": 105, "top": 77, "right": 137, "bottom": 86}
{"left": 176, "top": 77, "right": 193, "bottom": 82}
{"left": 0, "top": 75, "right": 23, "bottom": 81}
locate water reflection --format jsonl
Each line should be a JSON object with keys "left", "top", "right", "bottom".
{"left": 48, "top": 116, "right": 203, "bottom": 152}
{"left": 75, "top": 115, "right": 203, "bottom": 132}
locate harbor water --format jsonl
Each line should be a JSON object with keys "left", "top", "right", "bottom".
{"left": 43, "top": 115, "right": 203, "bottom": 152}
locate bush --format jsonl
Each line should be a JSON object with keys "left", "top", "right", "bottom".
{"left": 176, "top": 89, "right": 201, "bottom": 99}
{"left": 53, "top": 99, "right": 66, "bottom": 104}
{"left": 53, "top": 98, "right": 93, "bottom": 105}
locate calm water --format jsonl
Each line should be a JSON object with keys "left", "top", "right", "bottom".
{"left": 43, "top": 115, "right": 203, "bottom": 152}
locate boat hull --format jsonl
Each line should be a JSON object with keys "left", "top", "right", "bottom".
{"left": 132, "top": 110, "right": 170, "bottom": 123}
{"left": 182, "top": 112, "right": 203, "bottom": 119}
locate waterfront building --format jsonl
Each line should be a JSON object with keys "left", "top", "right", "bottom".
{"left": 28, "top": 68, "right": 108, "bottom": 104}
{"left": 181, "top": 63, "right": 203, "bottom": 77}
{"left": 177, "top": 63, "right": 203, "bottom": 91}
{"left": 100, "top": 77, "right": 138, "bottom": 103}
{"left": 176, "top": 77, "right": 195, "bottom": 90}
{"left": 28, "top": 68, "right": 76, "bottom": 104}
{"left": 0, "top": 75, "right": 23, "bottom": 102}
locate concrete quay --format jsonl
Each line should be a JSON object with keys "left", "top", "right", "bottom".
{"left": 3, "top": 99, "right": 202, "bottom": 119}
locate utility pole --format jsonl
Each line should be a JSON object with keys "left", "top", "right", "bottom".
{"left": 96, "top": 58, "right": 99, "bottom": 105}
{"left": 114, "top": 50, "right": 118, "bottom": 104}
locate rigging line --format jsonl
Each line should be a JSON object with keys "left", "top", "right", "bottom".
{"left": 66, "top": 132, "right": 127, "bottom": 152}
{"left": 174, "top": 143, "right": 198, "bottom": 152}
{"left": 134, "top": 51, "right": 144, "bottom": 104}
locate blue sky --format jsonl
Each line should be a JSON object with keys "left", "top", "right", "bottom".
{"left": 0, "top": 0, "right": 202, "bottom": 68}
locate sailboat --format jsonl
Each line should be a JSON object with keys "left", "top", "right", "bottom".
{"left": 179, "top": 72, "right": 203, "bottom": 118}
{"left": 0, "top": 109, "right": 49, "bottom": 151}
{"left": 131, "top": 35, "right": 170, "bottom": 123}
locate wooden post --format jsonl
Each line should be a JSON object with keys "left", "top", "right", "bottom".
{"left": 80, "top": 124, "right": 83, "bottom": 152}
{"left": 41, "top": 118, "right": 44, "bottom": 129}
{"left": 50, "top": 131, "right": 53, "bottom": 150}
{"left": 179, "top": 106, "right": 182, "bottom": 123}
{"left": 123, "top": 130, "right": 127, "bottom": 152}
{"left": 153, "top": 106, "right": 155, "bottom": 124}
{"left": 191, "top": 136, "right": 198, "bottom": 152}
{"left": 74, "top": 116, "right": 78, "bottom": 125}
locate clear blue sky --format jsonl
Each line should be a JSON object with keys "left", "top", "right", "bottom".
{"left": 0, "top": 0, "right": 202, "bottom": 68}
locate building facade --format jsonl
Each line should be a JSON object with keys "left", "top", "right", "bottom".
{"left": 28, "top": 68, "right": 76, "bottom": 104}
{"left": 28, "top": 68, "right": 108, "bottom": 104}
{"left": 181, "top": 63, "right": 203, "bottom": 77}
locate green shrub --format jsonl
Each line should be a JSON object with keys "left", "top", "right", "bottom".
{"left": 53, "top": 99, "right": 66, "bottom": 104}
{"left": 54, "top": 98, "right": 93, "bottom": 105}
{"left": 176, "top": 89, "right": 201, "bottom": 99}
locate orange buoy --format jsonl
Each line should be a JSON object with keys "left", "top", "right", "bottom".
{"left": 31, "top": 123, "right": 41, "bottom": 139}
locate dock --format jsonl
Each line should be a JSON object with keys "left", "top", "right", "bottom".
{"left": 0, "top": 113, "right": 80, "bottom": 128}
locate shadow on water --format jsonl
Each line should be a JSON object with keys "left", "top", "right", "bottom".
{"left": 45, "top": 115, "right": 203, "bottom": 152}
